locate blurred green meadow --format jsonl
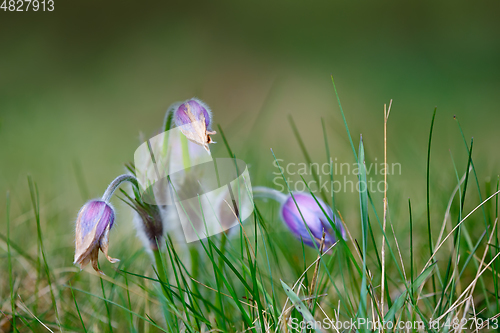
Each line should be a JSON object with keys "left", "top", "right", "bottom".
{"left": 1, "top": 1, "right": 500, "bottom": 332}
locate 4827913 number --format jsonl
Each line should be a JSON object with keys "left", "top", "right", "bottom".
{"left": 1, "top": 0, "right": 54, "bottom": 11}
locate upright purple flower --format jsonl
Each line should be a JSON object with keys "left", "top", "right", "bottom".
{"left": 74, "top": 200, "right": 118, "bottom": 274}
{"left": 171, "top": 98, "right": 216, "bottom": 153}
{"left": 281, "top": 193, "right": 345, "bottom": 248}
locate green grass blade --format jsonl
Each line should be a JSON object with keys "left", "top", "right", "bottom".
{"left": 459, "top": 230, "right": 487, "bottom": 278}
{"left": 426, "top": 107, "right": 438, "bottom": 306}
{"left": 98, "top": 263, "right": 113, "bottom": 333}
{"left": 356, "top": 136, "right": 369, "bottom": 331}
{"left": 67, "top": 285, "right": 169, "bottom": 332}
{"left": 123, "top": 273, "right": 137, "bottom": 333}
{"left": 454, "top": 116, "right": 488, "bottom": 229}
{"left": 384, "top": 262, "right": 436, "bottom": 323}
{"left": 321, "top": 117, "right": 336, "bottom": 213}
{"left": 280, "top": 280, "right": 321, "bottom": 333}
{"left": 330, "top": 77, "right": 392, "bottom": 309}
{"left": 288, "top": 115, "right": 329, "bottom": 204}
{"left": 409, "top": 198, "right": 414, "bottom": 302}
{"left": 0, "top": 232, "right": 36, "bottom": 265}
{"left": 330, "top": 76, "right": 357, "bottom": 160}
{"left": 27, "top": 176, "right": 61, "bottom": 330}
{"left": 72, "top": 159, "right": 90, "bottom": 201}
{"left": 496, "top": 177, "right": 500, "bottom": 313}
{"left": 69, "top": 281, "right": 87, "bottom": 333}
{"left": 7, "top": 191, "right": 16, "bottom": 332}
{"left": 273, "top": 151, "right": 356, "bottom": 317}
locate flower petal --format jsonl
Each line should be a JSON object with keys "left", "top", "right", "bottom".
{"left": 90, "top": 247, "right": 104, "bottom": 275}
{"left": 100, "top": 225, "right": 119, "bottom": 264}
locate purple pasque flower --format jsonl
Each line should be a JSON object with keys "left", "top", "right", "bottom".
{"left": 172, "top": 98, "right": 216, "bottom": 153}
{"left": 281, "top": 193, "right": 345, "bottom": 249}
{"left": 74, "top": 200, "right": 118, "bottom": 274}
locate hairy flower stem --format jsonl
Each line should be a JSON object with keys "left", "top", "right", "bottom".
{"left": 102, "top": 174, "right": 138, "bottom": 203}
{"left": 252, "top": 186, "right": 287, "bottom": 205}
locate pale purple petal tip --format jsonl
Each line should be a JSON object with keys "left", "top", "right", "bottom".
{"left": 174, "top": 99, "right": 210, "bottom": 128}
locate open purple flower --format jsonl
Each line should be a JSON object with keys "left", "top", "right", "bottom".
{"left": 281, "top": 193, "right": 345, "bottom": 248}
{"left": 172, "top": 98, "right": 216, "bottom": 153}
{"left": 74, "top": 200, "right": 118, "bottom": 274}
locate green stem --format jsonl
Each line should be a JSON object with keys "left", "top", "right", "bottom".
{"left": 189, "top": 246, "right": 200, "bottom": 280}
{"left": 153, "top": 249, "right": 171, "bottom": 301}
{"left": 215, "top": 233, "right": 228, "bottom": 327}
{"left": 7, "top": 192, "right": 16, "bottom": 332}
{"left": 180, "top": 135, "right": 191, "bottom": 169}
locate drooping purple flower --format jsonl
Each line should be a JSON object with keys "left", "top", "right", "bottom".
{"left": 281, "top": 193, "right": 345, "bottom": 249}
{"left": 74, "top": 200, "right": 118, "bottom": 274}
{"left": 172, "top": 98, "right": 216, "bottom": 153}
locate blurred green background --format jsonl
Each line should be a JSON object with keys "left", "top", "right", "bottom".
{"left": 1, "top": 0, "right": 499, "bottom": 236}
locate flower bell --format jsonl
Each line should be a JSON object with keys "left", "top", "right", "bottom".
{"left": 253, "top": 187, "right": 345, "bottom": 249}
{"left": 74, "top": 200, "right": 118, "bottom": 274}
{"left": 172, "top": 98, "right": 216, "bottom": 153}
{"left": 281, "top": 193, "right": 345, "bottom": 248}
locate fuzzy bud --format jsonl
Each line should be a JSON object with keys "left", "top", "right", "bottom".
{"left": 131, "top": 199, "right": 164, "bottom": 251}
{"left": 172, "top": 98, "right": 216, "bottom": 153}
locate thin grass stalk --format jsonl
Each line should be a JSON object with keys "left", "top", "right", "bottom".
{"left": 249, "top": 219, "right": 267, "bottom": 333}
{"left": 426, "top": 107, "right": 438, "bottom": 306}
{"left": 98, "top": 263, "right": 113, "bottom": 333}
{"left": 153, "top": 249, "right": 170, "bottom": 301}
{"left": 422, "top": 189, "right": 500, "bottom": 272}
{"left": 124, "top": 274, "right": 135, "bottom": 331}
{"left": 165, "top": 242, "right": 212, "bottom": 329}
{"left": 331, "top": 77, "right": 393, "bottom": 309}
{"left": 357, "top": 136, "right": 370, "bottom": 332}
{"left": 308, "top": 232, "right": 326, "bottom": 309}
{"left": 69, "top": 281, "right": 87, "bottom": 333}
{"left": 256, "top": 221, "right": 280, "bottom": 327}
{"left": 321, "top": 117, "right": 357, "bottom": 314}
{"left": 69, "top": 284, "right": 169, "bottom": 332}
{"left": 441, "top": 138, "right": 474, "bottom": 315}
{"left": 7, "top": 191, "right": 16, "bottom": 332}
{"left": 381, "top": 99, "right": 392, "bottom": 324}
{"left": 459, "top": 218, "right": 498, "bottom": 330}
{"left": 321, "top": 118, "right": 336, "bottom": 213}
{"left": 454, "top": 117, "right": 488, "bottom": 229}
{"left": 72, "top": 159, "right": 90, "bottom": 201}
{"left": 436, "top": 149, "right": 465, "bottom": 315}
{"left": 458, "top": 231, "right": 486, "bottom": 279}
{"left": 215, "top": 233, "right": 228, "bottom": 328}
{"left": 435, "top": 241, "right": 500, "bottom": 323}
{"left": 153, "top": 244, "right": 180, "bottom": 332}
{"left": 28, "top": 176, "right": 61, "bottom": 330}
{"left": 164, "top": 240, "right": 197, "bottom": 333}
{"left": 496, "top": 177, "right": 500, "bottom": 314}
{"left": 409, "top": 199, "right": 418, "bottom": 331}
{"left": 455, "top": 118, "right": 492, "bottom": 309}
{"left": 288, "top": 115, "right": 329, "bottom": 205}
